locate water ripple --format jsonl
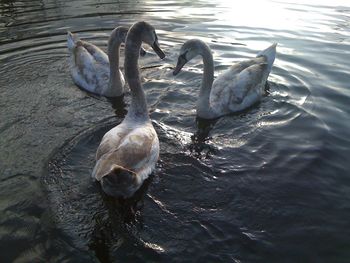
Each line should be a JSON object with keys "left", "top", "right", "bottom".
{"left": 1, "top": 0, "right": 350, "bottom": 262}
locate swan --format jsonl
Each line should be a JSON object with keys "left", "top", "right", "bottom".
{"left": 92, "top": 21, "right": 165, "bottom": 198}
{"left": 173, "top": 39, "right": 277, "bottom": 119}
{"left": 67, "top": 26, "right": 146, "bottom": 97}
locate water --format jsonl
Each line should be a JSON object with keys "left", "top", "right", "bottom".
{"left": 1, "top": 0, "right": 350, "bottom": 262}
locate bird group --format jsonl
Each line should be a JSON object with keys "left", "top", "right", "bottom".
{"left": 67, "top": 21, "right": 277, "bottom": 199}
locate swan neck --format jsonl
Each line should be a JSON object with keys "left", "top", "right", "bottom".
{"left": 197, "top": 45, "right": 215, "bottom": 118}
{"left": 201, "top": 47, "right": 214, "bottom": 95}
{"left": 124, "top": 31, "right": 149, "bottom": 121}
{"left": 108, "top": 40, "right": 123, "bottom": 96}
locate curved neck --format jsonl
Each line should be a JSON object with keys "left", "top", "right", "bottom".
{"left": 108, "top": 40, "right": 124, "bottom": 96}
{"left": 197, "top": 43, "right": 215, "bottom": 118}
{"left": 124, "top": 28, "right": 149, "bottom": 121}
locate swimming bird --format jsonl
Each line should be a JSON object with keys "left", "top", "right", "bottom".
{"left": 67, "top": 26, "right": 146, "bottom": 98}
{"left": 92, "top": 21, "right": 165, "bottom": 198}
{"left": 173, "top": 39, "right": 277, "bottom": 119}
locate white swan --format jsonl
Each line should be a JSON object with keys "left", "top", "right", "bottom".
{"left": 92, "top": 21, "right": 165, "bottom": 198}
{"left": 67, "top": 27, "right": 146, "bottom": 97}
{"left": 173, "top": 39, "right": 277, "bottom": 119}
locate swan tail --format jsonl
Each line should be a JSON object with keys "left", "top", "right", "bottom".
{"left": 67, "top": 31, "right": 79, "bottom": 51}
{"left": 256, "top": 43, "right": 277, "bottom": 72}
{"left": 100, "top": 165, "right": 137, "bottom": 198}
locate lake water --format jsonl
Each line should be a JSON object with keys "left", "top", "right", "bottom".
{"left": 0, "top": 0, "right": 350, "bottom": 262}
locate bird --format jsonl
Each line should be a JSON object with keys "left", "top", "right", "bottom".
{"left": 92, "top": 21, "right": 165, "bottom": 198}
{"left": 67, "top": 26, "right": 146, "bottom": 98}
{"left": 173, "top": 39, "right": 277, "bottom": 119}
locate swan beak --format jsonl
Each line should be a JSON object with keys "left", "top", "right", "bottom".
{"left": 173, "top": 56, "right": 187, "bottom": 76}
{"left": 140, "top": 47, "right": 147, "bottom": 57}
{"left": 151, "top": 41, "right": 165, "bottom": 59}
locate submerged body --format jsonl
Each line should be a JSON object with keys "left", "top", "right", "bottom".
{"left": 174, "top": 39, "right": 277, "bottom": 119}
{"left": 92, "top": 21, "right": 165, "bottom": 198}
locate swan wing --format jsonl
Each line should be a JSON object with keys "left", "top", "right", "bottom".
{"left": 115, "top": 125, "right": 158, "bottom": 172}
{"left": 228, "top": 58, "right": 263, "bottom": 75}
{"left": 71, "top": 42, "right": 109, "bottom": 93}
{"left": 80, "top": 41, "right": 109, "bottom": 66}
{"left": 68, "top": 32, "right": 108, "bottom": 67}
{"left": 231, "top": 63, "right": 267, "bottom": 103}
{"left": 95, "top": 123, "right": 131, "bottom": 160}
{"left": 73, "top": 44, "right": 99, "bottom": 87}
{"left": 210, "top": 58, "right": 265, "bottom": 113}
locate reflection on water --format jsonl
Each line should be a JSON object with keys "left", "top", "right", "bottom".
{"left": 107, "top": 96, "right": 128, "bottom": 118}
{"left": 1, "top": 0, "right": 350, "bottom": 262}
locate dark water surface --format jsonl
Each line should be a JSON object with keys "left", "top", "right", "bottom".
{"left": 1, "top": 0, "right": 350, "bottom": 262}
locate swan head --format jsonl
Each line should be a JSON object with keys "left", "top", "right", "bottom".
{"left": 100, "top": 165, "right": 141, "bottom": 199}
{"left": 108, "top": 26, "right": 146, "bottom": 56}
{"left": 173, "top": 39, "right": 203, "bottom": 75}
{"left": 128, "top": 21, "right": 165, "bottom": 59}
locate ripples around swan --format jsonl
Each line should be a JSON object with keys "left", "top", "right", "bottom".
{"left": 1, "top": 0, "right": 350, "bottom": 262}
